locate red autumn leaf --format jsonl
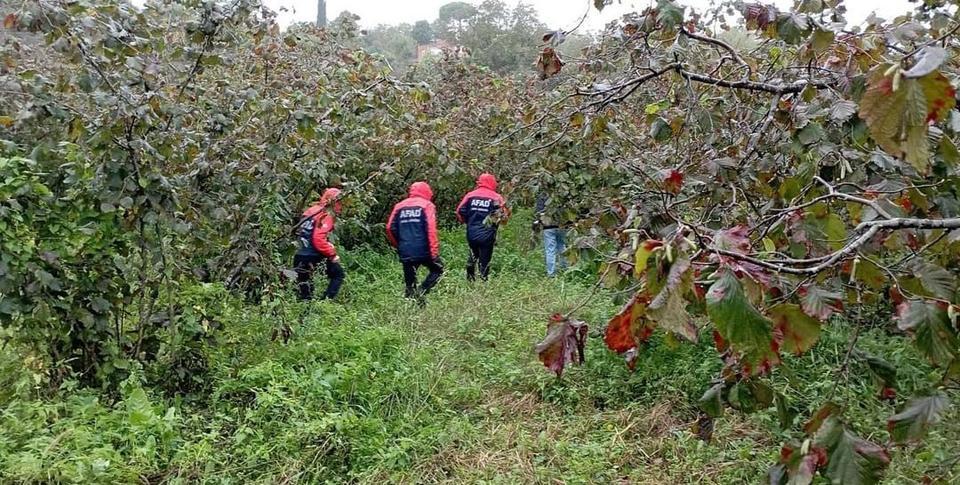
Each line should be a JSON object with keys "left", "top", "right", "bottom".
{"left": 743, "top": 3, "right": 777, "bottom": 30}
{"left": 535, "top": 314, "right": 588, "bottom": 377}
{"left": 713, "top": 225, "right": 752, "bottom": 254}
{"left": 535, "top": 46, "right": 564, "bottom": 79}
{"left": 604, "top": 292, "right": 654, "bottom": 361}
{"left": 658, "top": 168, "right": 684, "bottom": 195}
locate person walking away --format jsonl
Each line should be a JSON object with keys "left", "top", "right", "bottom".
{"left": 534, "top": 192, "right": 567, "bottom": 277}
{"left": 455, "top": 173, "right": 508, "bottom": 281}
{"left": 293, "top": 188, "right": 345, "bottom": 300}
{"left": 386, "top": 182, "right": 444, "bottom": 303}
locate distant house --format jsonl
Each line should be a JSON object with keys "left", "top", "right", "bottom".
{"left": 416, "top": 39, "right": 469, "bottom": 62}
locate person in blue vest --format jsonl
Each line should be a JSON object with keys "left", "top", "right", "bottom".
{"left": 293, "top": 188, "right": 345, "bottom": 300}
{"left": 455, "top": 173, "right": 508, "bottom": 281}
{"left": 386, "top": 181, "right": 444, "bottom": 302}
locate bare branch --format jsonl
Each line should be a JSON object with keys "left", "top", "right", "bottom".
{"left": 680, "top": 29, "right": 752, "bottom": 77}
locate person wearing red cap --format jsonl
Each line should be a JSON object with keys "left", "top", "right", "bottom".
{"left": 386, "top": 182, "right": 444, "bottom": 301}
{"left": 455, "top": 173, "right": 508, "bottom": 281}
{"left": 293, "top": 188, "right": 345, "bottom": 300}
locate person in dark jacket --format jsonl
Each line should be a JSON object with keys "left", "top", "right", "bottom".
{"left": 293, "top": 187, "right": 345, "bottom": 300}
{"left": 534, "top": 192, "right": 567, "bottom": 277}
{"left": 386, "top": 181, "right": 444, "bottom": 301}
{"left": 455, "top": 173, "right": 508, "bottom": 281}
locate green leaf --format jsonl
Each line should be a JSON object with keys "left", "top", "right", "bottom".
{"left": 777, "top": 14, "right": 811, "bottom": 45}
{"left": 656, "top": 0, "right": 685, "bottom": 31}
{"left": 859, "top": 67, "right": 957, "bottom": 174}
{"left": 699, "top": 382, "right": 724, "bottom": 417}
{"left": 593, "top": 0, "right": 613, "bottom": 11}
{"left": 829, "top": 100, "right": 857, "bottom": 122}
{"left": 897, "top": 300, "right": 960, "bottom": 367}
{"left": 861, "top": 353, "right": 897, "bottom": 389}
{"left": 706, "top": 270, "right": 780, "bottom": 374}
{"left": 814, "top": 417, "right": 890, "bottom": 485}
{"left": 634, "top": 240, "right": 662, "bottom": 279}
{"left": 650, "top": 117, "right": 672, "bottom": 142}
{"left": 810, "top": 27, "right": 834, "bottom": 53}
{"left": 909, "top": 261, "right": 956, "bottom": 300}
{"left": 888, "top": 392, "right": 950, "bottom": 443}
{"left": 769, "top": 303, "right": 822, "bottom": 355}
{"left": 775, "top": 393, "right": 796, "bottom": 429}
{"left": 797, "top": 122, "right": 825, "bottom": 145}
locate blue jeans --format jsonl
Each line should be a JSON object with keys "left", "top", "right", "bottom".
{"left": 543, "top": 228, "right": 567, "bottom": 276}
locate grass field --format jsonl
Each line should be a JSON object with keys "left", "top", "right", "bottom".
{"left": 1, "top": 213, "right": 958, "bottom": 483}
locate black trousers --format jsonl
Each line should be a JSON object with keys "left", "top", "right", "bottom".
{"left": 402, "top": 258, "right": 444, "bottom": 298}
{"left": 467, "top": 238, "right": 495, "bottom": 281}
{"left": 293, "top": 254, "right": 345, "bottom": 300}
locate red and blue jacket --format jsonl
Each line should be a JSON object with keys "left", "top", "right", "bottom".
{"left": 456, "top": 173, "right": 505, "bottom": 244}
{"left": 386, "top": 182, "right": 440, "bottom": 262}
{"left": 296, "top": 188, "right": 340, "bottom": 258}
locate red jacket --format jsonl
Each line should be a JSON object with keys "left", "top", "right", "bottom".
{"left": 386, "top": 182, "right": 440, "bottom": 262}
{"left": 296, "top": 188, "right": 340, "bottom": 258}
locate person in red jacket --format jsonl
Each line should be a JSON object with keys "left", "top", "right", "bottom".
{"left": 455, "top": 173, "right": 507, "bottom": 281}
{"left": 293, "top": 188, "right": 345, "bottom": 300}
{"left": 386, "top": 182, "right": 443, "bottom": 301}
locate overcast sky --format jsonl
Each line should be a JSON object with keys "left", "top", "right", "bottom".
{"left": 264, "top": 0, "right": 917, "bottom": 31}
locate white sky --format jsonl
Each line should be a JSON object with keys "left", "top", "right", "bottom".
{"left": 265, "top": 0, "right": 917, "bottom": 31}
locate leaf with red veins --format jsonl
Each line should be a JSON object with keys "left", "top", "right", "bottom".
{"left": 799, "top": 285, "right": 844, "bottom": 321}
{"left": 713, "top": 225, "right": 752, "bottom": 254}
{"left": 535, "top": 314, "right": 589, "bottom": 377}
{"left": 770, "top": 303, "right": 822, "bottom": 355}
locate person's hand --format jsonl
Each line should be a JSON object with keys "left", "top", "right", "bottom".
{"left": 331, "top": 255, "right": 341, "bottom": 263}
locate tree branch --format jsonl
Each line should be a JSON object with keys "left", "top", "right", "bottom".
{"left": 680, "top": 29, "right": 752, "bottom": 77}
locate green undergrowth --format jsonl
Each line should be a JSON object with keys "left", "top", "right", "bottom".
{"left": 1, "top": 214, "right": 958, "bottom": 483}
